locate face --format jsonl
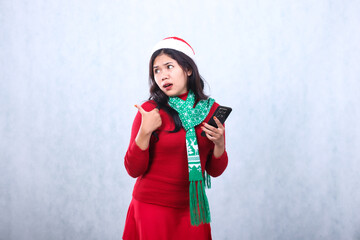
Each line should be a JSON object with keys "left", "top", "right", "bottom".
{"left": 153, "top": 54, "right": 192, "bottom": 97}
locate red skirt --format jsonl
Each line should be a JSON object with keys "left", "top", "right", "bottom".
{"left": 123, "top": 198, "right": 212, "bottom": 240}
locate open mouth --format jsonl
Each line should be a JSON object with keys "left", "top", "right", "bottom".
{"left": 163, "top": 83, "right": 173, "bottom": 89}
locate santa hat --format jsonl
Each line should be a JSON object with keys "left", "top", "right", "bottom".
{"left": 151, "top": 37, "right": 196, "bottom": 61}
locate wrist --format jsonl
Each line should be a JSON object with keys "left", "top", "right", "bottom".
{"left": 135, "top": 128, "right": 152, "bottom": 151}
{"left": 214, "top": 140, "right": 225, "bottom": 149}
{"left": 213, "top": 144, "right": 225, "bottom": 158}
{"left": 139, "top": 126, "right": 153, "bottom": 137}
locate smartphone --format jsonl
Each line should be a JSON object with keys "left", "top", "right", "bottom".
{"left": 201, "top": 105, "right": 232, "bottom": 137}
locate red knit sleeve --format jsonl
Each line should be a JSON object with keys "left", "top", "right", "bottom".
{"left": 124, "top": 102, "right": 157, "bottom": 178}
{"left": 206, "top": 150, "right": 228, "bottom": 177}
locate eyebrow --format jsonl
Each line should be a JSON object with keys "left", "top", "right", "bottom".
{"left": 153, "top": 62, "right": 173, "bottom": 69}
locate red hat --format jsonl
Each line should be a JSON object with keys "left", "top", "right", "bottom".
{"left": 151, "top": 37, "right": 196, "bottom": 61}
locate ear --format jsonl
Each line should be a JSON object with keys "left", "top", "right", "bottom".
{"left": 186, "top": 69, "right": 192, "bottom": 76}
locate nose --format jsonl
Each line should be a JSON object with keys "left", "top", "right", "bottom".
{"left": 161, "top": 71, "right": 169, "bottom": 81}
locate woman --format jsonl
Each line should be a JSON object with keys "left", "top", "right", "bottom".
{"left": 123, "top": 37, "right": 228, "bottom": 240}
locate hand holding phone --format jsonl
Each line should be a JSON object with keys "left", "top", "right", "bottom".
{"left": 201, "top": 105, "right": 232, "bottom": 137}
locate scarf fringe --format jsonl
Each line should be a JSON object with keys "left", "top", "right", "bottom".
{"left": 204, "top": 171, "right": 211, "bottom": 189}
{"left": 189, "top": 180, "right": 211, "bottom": 226}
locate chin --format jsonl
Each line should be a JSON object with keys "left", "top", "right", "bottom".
{"left": 161, "top": 89, "right": 185, "bottom": 97}
{"left": 162, "top": 90, "right": 176, "bottom": 97}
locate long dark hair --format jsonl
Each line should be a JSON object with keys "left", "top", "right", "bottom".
{"left": 149, "top": 48, "right": 208, "bottom": 133}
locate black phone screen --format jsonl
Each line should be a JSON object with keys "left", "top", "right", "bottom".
{"left": 201, "top": 105, "right": 232, "bottom": 137}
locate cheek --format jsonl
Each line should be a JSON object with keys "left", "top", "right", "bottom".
{"left": 180, "top": 73, "right": 188, "bottom": 86}
{"left": 154, "top": 76, "right": 161, "bottom": 87}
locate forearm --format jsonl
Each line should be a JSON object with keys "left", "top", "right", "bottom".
{"left": 206, "top": 149, "right": 228, "bottom": 177}
{"left": 124, "top": 111, "right": 150, "bottom": 178}
{"left": 124, "top": 141, "right": 150, "bottom": 178}
{"left": 135, "top": 128, "right": 152, "bottom": 150}
{"left": 213, "top": 142, "right": 225, "bottom": 158}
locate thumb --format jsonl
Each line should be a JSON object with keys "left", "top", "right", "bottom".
{"left": 151, "top": 106, "right": 160, "bottom": 113}
{"left": 134, "top": 104, "right": 146, "bottom": 114}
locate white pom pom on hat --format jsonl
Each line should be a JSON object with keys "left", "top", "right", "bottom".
{"left": 151, "top": 37, "right": 196, "bottom": 61}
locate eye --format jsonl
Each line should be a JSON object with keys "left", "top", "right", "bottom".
{"left": 154, "top": 69, "right": 160, "bottom": 74}
{"left": 167, "top": 65, "right": 174, "bottom": 69}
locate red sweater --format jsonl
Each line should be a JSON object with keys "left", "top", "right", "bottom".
{"left": 124, "top": 94, "right": 228, "bottom": 208}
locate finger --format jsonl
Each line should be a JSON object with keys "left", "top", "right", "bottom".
{"left": 204, "top": 131, "right": 216, "bottom": 140}
{"left": 201, "top": 126, "right": 220, "bottom": 137}
{"left": 134, "top": 104, "right": 146, "bottom": 114}
{"left": 203, "top": 122, "right": 218, "bottom": 132}
{"left": 213, "top": 116, "right": 224, "bottom": 129}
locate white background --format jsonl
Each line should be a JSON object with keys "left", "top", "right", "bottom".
{"left": 1, "top": 0, "right": 360, "bottom": 239}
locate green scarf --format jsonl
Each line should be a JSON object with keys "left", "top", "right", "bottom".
{"left": 168, "top": 90, "right": 215, "bottom": 226}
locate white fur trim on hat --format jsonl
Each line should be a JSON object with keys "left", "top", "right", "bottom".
{"left": 151, "top": 37, "right": 196, "bottom": 60}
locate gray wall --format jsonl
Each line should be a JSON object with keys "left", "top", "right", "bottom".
{"left": 1, "top": 0, "right": 360, "bottom": 239}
